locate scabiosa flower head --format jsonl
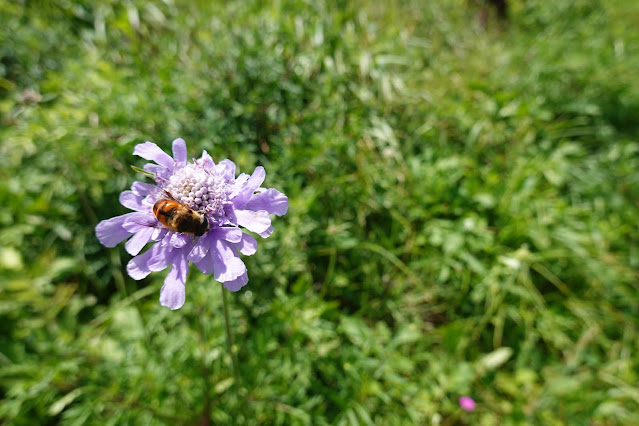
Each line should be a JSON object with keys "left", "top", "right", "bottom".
{"left": 95, "top": 138, "right": 288, "bottom": 310}
{"left": 459, "top": 396, "right": 476, "bottom": 412}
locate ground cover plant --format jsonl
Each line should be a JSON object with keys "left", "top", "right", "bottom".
{"left": 1, "top": 0, "right": 638, "bottom": 424}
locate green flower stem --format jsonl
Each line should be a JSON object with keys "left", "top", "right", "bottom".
{"left": 221, "top": 283, "right": 241, "bottom": 388}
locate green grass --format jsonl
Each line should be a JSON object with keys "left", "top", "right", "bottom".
{"left": 1, "top": 0, "right": 638, "bottom": 424}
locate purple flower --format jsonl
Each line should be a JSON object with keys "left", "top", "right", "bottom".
{"left": 459, "top": 396, "right": 476, "bottom": 412}
{"left": 95, "top": 138, "right": 288, "bottom": 310}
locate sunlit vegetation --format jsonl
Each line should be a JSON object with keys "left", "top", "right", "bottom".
{"left": 1, "top": 0, "right": 638, "bottom": 424}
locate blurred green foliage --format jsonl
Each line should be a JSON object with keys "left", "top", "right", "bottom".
{"left": 1, "top": 0, "right": 638, "bottom": 424}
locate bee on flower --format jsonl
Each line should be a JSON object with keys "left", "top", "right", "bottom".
{"left": 95, "top": 138, "right": 288, "bottom": 310}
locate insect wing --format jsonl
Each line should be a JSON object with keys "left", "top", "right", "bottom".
{"left": 147, "top": 186, "right": 175, "bottom": 201}
{"left": 119, "top": 212, "right": 161, "bottom": 231}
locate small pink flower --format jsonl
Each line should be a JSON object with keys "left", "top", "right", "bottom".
{"left": 459, "top": 396, "right": 476, "bottom": 412}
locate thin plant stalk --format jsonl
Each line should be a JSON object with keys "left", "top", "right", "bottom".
{"left": 221, "top": 283, "right": 241, "bottom": 388}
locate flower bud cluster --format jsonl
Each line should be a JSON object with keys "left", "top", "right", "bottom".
{"left": 163, "top": 164, "right": 229, "bottom": 219}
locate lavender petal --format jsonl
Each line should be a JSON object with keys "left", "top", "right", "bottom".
{"left": 131, "top": 181, "right": 157, "bottom": 196}
{"left": 95, "top": 214, "right": 134, "bottom": 247}
{"left": 143, "top": 163, "right": 167, "bottom": 176}
{"left": 193, "top": 249, "right": 215, "bottom": 274}
{"left": 169, "top": 232, "right": 190, "bottom": 248}
{"left": 172, "top": 138, "right": 187, "bottom": 168}
{"left": 187, "top": 233, "right": 211, "bottom": 263}
{"left": 124, "top": 227, "right": 156, "bottom": 255}
{"left": 198, "top": 150, "right": 215, "bottom": 168}
{"left": 216, "top": 159, "right": 236, "bottom": 180}
{"left": 133, "top": 142, "right": 174, "bottom": 169}
{"left": 223, "top": 270, "right": 248, "bottom": 292}
{"left": 230, "top": 167, "right": 265, "bottom": 208}
{"left": 147, "top": 246, "right": 178, "bottom": 272}
{"left": 127, "top": 244, "right": 175, "bottom": 280}
{"left": 126, "top": 244, "right": 162, "bottom": 280}
{"left": 121, "top": 212, "right": 158, "bottom": 232}
{"left": 234, "top": 233, "right": 257, "bottom": 256}
{"left": 212, "top": 238, "right": 246, "bottom": 282}
{"left": 245, "top": 188, "right": 289, "bottom": 216}
{"left": 119, "top": 190, "right": 147, "bottom": 212}
{"left": 235, "top": 209, "right": 272, "bottom": 234}
{"left": 158, "top": 231, "right": 173, "bottom": 247}
{"left": 159, "top": 250, "right": 189, "bottom": 310}
{"left": 258, "top": 225, "right": 274, "bottom": 239}
{"left": 224, "top": 206, "right": 238, "bottom": 227}
{"left": 214, "top": 227, "right": 243, "bottom": 244}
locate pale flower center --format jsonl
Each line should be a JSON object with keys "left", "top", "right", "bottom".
{"left": 162, "top": 163, "right": 230, "bottom": 220}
